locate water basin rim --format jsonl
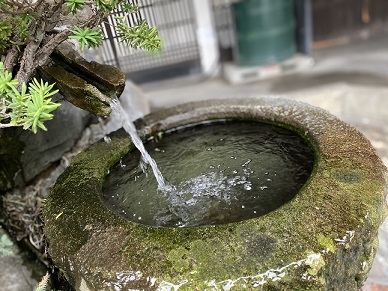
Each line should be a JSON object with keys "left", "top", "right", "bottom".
{"left": 147, "top": 117, "right": 313, "bottom": 142}
{"left": 137, "top": 97, "right": 330, "bottom": 147}
{"left": 135, "top": 98, "right": 383, "bottom": 168}
{"left": 72, "top": 96, "right": 383, "bottom": 228}
{"left": 42, "top": 97, "right": 388, "bottom": 290}
{"left": 47, "top": 97, "right": 386, "bottom": 224}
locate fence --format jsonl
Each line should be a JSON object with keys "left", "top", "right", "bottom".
{"left": 99, "top": 0, "right": 201, "bottom": 83}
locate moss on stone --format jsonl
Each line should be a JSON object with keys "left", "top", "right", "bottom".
{"left": 317, "top": 234, "right": 337, "bottom": 254}
{"left": 43, "top": 98, "right": 387, "bottom": 290}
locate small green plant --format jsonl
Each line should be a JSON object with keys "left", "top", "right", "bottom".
{"left": 69, "top": 26, "right": 104, "bottom": 51}
{"left": 0, "top": 62, "right": 61, "bottom": 133}
{"left": 0, "top": 233, "right": 14, "bottom": 255}
{"left": 115, "top": 18, "right": 161, "bottom": 52}
{"left": 0, "top": 14, "right": 32, "bottom": 50}
{"left": 65, "top": 0, "right": 85, "bottom": 14}
{"left": 122, "top": 2, "right": 138, "bottom": 13}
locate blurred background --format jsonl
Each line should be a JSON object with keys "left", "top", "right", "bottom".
{"left": 94, "top": 0, "right": 388, "bottom": 84}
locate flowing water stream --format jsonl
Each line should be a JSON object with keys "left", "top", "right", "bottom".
{"left": 110, "top": 98, "right": 170, "bottom": 190}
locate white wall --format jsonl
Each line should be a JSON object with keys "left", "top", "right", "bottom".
{"left": 193, "top": 0, "right": 220, "bottom": 76}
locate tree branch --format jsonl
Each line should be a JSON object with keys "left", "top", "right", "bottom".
{"left": 0, "top": 123, "right": 24, "bottom": 129}
{"left": 3, "top": 46, "right": 20, "bottom": 73}
{"left": 3, "top": 0, "right": 24, "bottom": 9}
{"left": 16, "top": 19, "right": 46, "bottom": 86}
{"left": 14, "top": 0, "right": 63, "bottom": 86}
{"left": 35, "top": 5, "right": 104, "bottom": 68}
{"left": 35, "top": 29, "right": 72, "bottom": 65}
{"left": 45, "top": 0, "right": 65, "bottom": 32}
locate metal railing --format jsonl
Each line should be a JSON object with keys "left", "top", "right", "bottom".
{"left": 99, "top": 0, "right": 201, "bottom": 82}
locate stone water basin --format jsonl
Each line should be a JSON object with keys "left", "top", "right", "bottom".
{"left": 43, "top": 97, "right": 387, "bottom": 290}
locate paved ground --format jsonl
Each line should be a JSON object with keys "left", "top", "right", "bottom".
{"left": 141, "top": 34, "right": 388, "bottom": 289}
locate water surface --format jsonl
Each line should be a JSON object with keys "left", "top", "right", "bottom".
{"left": 103, "top": 121, "right": 315, "bottom": 227}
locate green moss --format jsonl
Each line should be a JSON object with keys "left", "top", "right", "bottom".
{"left": 84, "top": 95, "right": 111, "bottom": 117}
{"left": 331, "top": 169, "right": 361, "bottom": 184}
{"left": 317, "top": 234, "right": 337, "bottom": 253}
{"left": 167, "top": 247, "right": 189, "bottom": 273}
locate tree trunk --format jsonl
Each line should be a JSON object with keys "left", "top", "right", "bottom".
{"left": 6, "top": 0, "right": 103, "bottom": 88}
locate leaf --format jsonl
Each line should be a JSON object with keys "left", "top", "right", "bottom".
{"left": 21, "top": 79, "right": 60, "bottom": 133}
{"left": 65, "top": 0, "right": 85, "bottom": 14}
{"left": 0, "top": 63, "right": 61, "bottom": 131}
{"left": 0, "top": 14, "right": 31, "bottom": 50}
{"left": 94, "top": 0, "right": 121, "bottom": 13}
{"left": 122, "top": 3, "right": 138, "bottom": 13}
{"left": 0, "top": 67, "right": 18, "bottom": 95}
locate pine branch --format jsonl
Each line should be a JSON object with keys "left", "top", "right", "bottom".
{"left": 35, "top": 29, "right": 72, "bottom": 65}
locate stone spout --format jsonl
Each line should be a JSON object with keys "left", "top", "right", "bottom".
{"left": 39, "top": 42, "right": 125, "bottom": 116}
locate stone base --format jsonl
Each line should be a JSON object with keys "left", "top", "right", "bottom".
{"left": 223, "top": 54, "right": 314, "bottom": 85}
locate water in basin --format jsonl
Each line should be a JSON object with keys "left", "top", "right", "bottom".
{"left": 103, "top": 120, "right": 315, "bottom": 227}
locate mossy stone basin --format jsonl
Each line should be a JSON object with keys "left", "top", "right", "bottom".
{"left": 43, "top": 97, "right": 387, "bottom": 290}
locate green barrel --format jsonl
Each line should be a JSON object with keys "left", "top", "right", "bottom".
{"left": 232, "top": 0, "right": 296, "bottom": 66}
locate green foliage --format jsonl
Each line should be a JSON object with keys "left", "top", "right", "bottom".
{"left": 69, "top": 26, "right": 104, "bottom": 51}
{"left": 95, "top": 0, "right": 121, "bottom": 13}
{"left": 6, "top": 82, "right": 29, "bottom": 125}
{"left": 1, "top": 0, "right": 161, "bottom": 55}
{"left": 22, "top": 79, "right": 61, "bottom": 133}
{"left": 65, "top": 1, "right": 161, "bottom": 52}
{"left": 0, "top": 20, "right": 12, "bottom": 50}
{"left": 0, "top": 0, "right": 161, "bottom": 130}
{"left": 0, "top": 234, "right": 14, "bottom": 256}
{"left": 0, "top": 62, "right": 61, "bottom": 133}
{"left": 65, "top": 0, "right": 85, "bottom": 14}
{"left": 122, "top": 2, "right": 138, "bottom": 13}
{"left": 0, "top": 14, "right": 32, "bottom": 50}
{"left": 0, "top": 62, "right": 18, "bottom": 92}
{"left": 115, "top": 18, "right": 161, "bottom": 52}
